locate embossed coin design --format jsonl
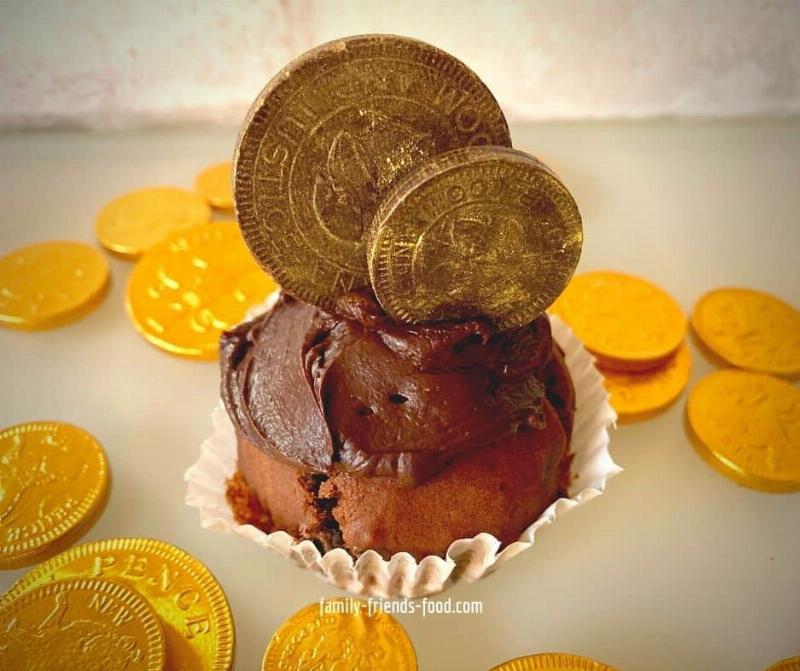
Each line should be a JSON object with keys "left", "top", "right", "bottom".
{"left": 687, "top": 370, "right": 800, "bottom": 492}
{"left": 692, "top": 287, "right": 800, "bottom": 377}
{"left": 0, "top": 241, "right": 109, "bottom": 330}
{"left": 0, "top": 577, "right": 166, "bottom": 671}
{"left": 235, "top": 34, "right": 511, "bottom": 310}
{"left": 489, "top": 652, "right": 618, "bottom": 671}
{"left": 0, "top": 422, "right": 109, "bottom": 570}
{"left": 368, "top": 146, "right": 582, "bottom": 329}
{"left": 550, "top": 271, "right": 686, "bottom": 371}
{"left": 262, "top": 598, "right": 417, "bottom": 671}
{"left": 96, "top": 187, "right": 211, "bottom": 258}
{"left": 602, "top": 342, "right": 692, "bottom": 419}
{"left": 126, "top": 221, "right": 276, "bottom": 359}
{"left": 2, "top": 537, "right": 235, "bottom": 671}
{"left": 195, "top": 162, "right": 234, "bottom": 211}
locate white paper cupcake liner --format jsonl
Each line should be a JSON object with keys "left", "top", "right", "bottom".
{"left": 184, "top": 296, "right": 620, "bottom": 598}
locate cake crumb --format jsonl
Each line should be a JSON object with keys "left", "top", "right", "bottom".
{"left": 226, "top": 470, "right": 272, "bottom": 530}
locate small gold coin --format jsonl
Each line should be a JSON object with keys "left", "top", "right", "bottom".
{"left": 692, "top": 287, "right": 800, "bottom": 377}
{"left": 262, "top": 598, "right": 417, "bottom": 671}
{"left": 368, "top": 146, "right": 582, "bottom": 329}
{"left": 550, "top": 271, "right": 686, "bottom": 371}
{"left": 0, "top": 577, "right": 166, "bottom": 671}
{"left": 766, "top": 656, "right": 800, "bottom": 671}
{"left": 602, "top": 342, "right": 692, "bottom": 419}
{"left": 687, "top": 370, "right": 800, "bottom": 492}
{"left": 0, "top": 421, "right": 109, "bottom": 570}
{"left": 0, "top": 241, "right": 109, "bottom": 330}
{"left": 195, "top": 162, "right": 234, "bottom": 211}
{"left": 126, "top": 221, "right": 276, "bottom": 359}
{"left": 96, "top": 187, "right": 211, "bottom": 258}
{"left": 235, "top": 34, "right": 511, "bottom": 311}
{"left": 2, "top": 537, "right": 235, "bottom": 671}
{"left": 489, "top": 652, "right": 618, "bottom": 671}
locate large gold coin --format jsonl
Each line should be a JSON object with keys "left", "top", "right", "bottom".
{"left": 692, "top": 287, "right": 800, "bottom": 377}
{"left": 551, "top": 271, "right": 686, "bottom": 371}
{"left": 0, "top": 577, "right": 166, "bottom": 671}
{"left": 235, "top": 34, "right": 511, "bottom": 310}
{"left": 687, "top": 370, "right": 800, "bottom": 492}
{"left": 126, "top": 221, "right": 276, "bottom": 359}
{"left": 602, "top": 341, "right": 692, "bottom": 419}
{"left": 96, "top": 187, "right": 211, "bottom": 258}
{"left": 489, "top": 652, "right": 618, "bottom": 670}
{"left": 368, "top": 146, "right": 582, "bottom": 329}
{"left": 0, "top": 421, "right": 109, "bottom": 570}
{"left": 195, "top": 162, "right": 234, "bottom": 211}
{"left": 766, "top": 656, "right": 800, "bottom": 671}
{"left": 262, "top": 599, "right": 417, "bottom": 670}
{"left": 2, "top": 537, "right": 235, "bottom": 671}
{"left": 0, "top": 241, "right": 109, "bottom": 330}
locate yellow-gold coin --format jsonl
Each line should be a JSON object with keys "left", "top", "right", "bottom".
{"left": 602, "top": 342, "right": 692, "bottom": 419}
{"left": 0, "top": 421, "right": 109, "bottom": 570}
{"left": 692, "top": 287, "right": 800, "bottom": 377}
{"left": 2, "top": 537, "right": 235, "bottom": 671}
{"left": 0, "top": 577, "right": 166, "bottom": 671}
{"left": 262, "top": 598, "right": 417, "bottom": 671}
{"left": 687, "top": 370, "right": 800, "bottom": 492}
{"left": 126, "top": 221, "right": 276, "bottom": 359}
{"left": 766, "top": 656, "right": 800, "bottom": 671}
{"left": 489, "top": 652, "right": 618, "bottom": 671}
{"left": 550, "top": 271, "right": 686, "bottom": 371}
{"left": 0, "top": 241, "right": 109, "bottom": 330}
{"left": 95, "top": 187, "right": 211, "bottom": 258}
{"left": 195, "top": 162, "right": 234, "bottom": 211}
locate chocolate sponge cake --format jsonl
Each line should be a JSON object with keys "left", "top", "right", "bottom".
{"left": 222, "top": 290, "right": 574, "bottom": 559}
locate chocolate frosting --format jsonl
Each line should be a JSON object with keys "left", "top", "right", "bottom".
{"left": 221, "top": 291, "right": 555, "bottom": 485}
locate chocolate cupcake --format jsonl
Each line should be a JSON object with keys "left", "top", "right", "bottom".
{"left": 221, "top": 290, "right": 574, "bottom": 559}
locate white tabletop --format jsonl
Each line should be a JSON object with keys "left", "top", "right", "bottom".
{"left": 1, "top": 119, "right": 798, "bottom": 671}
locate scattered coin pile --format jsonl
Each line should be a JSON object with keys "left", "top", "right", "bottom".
{"left": 687, "top": 287, "right": 800, "bottom": 492}
{"left": 0, "top": 537, "right": 235, "bottom": 670}
{"left": 550, "top": 270, "right": 691, "bottom": 420}
{"left": 0, "top": 160, "right": 257, "bottom": 354}
{"left": 552, "top": 270, "right": 799, "bottom": 492}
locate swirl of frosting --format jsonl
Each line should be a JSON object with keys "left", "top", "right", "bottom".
{"left": 221, "top": 291, "right": 553, "bottom": 485}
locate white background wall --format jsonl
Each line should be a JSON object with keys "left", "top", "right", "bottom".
{"left": 1, "top": 0, "right": 799, "bottom": 128}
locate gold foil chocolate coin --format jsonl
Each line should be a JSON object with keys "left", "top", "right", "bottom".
{"left": 687, "top": 370, "right": 800, "bottom": 492}
{"left": 368, "top": 146, "right": 582, "bottom": 329}
{"left": 262, "top": 598, "right": 417, "bottom": 670}
{"left": 692, "top": 287, "right": 800, "bottom": 377}
{"left": 602, "top": 341, "right": 692, "bottom": 419}
{"left": 96, "top": 187, "right": 211, "bottom": 258}
{"left": 551, "top": 271, "right": 686, "bottom": 371}
{"left": 489, "top": 652, "right": 618, "bottom": 670}
{"left": 766, "top": 656, "right": 800, "bottom": 671}
{"left": 235, "top": 34, "right": 511, "bottom": 310}
{"left": 2, "top": 537, "right": 235, "bottom": 671}
{"left": 0, "top": 241, "right": 109, "bottom": 330}
{"left": 195, "top": 162, "right": 234, "bottom": 211}
{"left": 126, "top": 221, "right": 276, "bottom": 359}
{"left": 0, "top": 577, "right": 166, "bottom": 671}
{"left": 0, "top": 421, "right": 109, "bottom": 570}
